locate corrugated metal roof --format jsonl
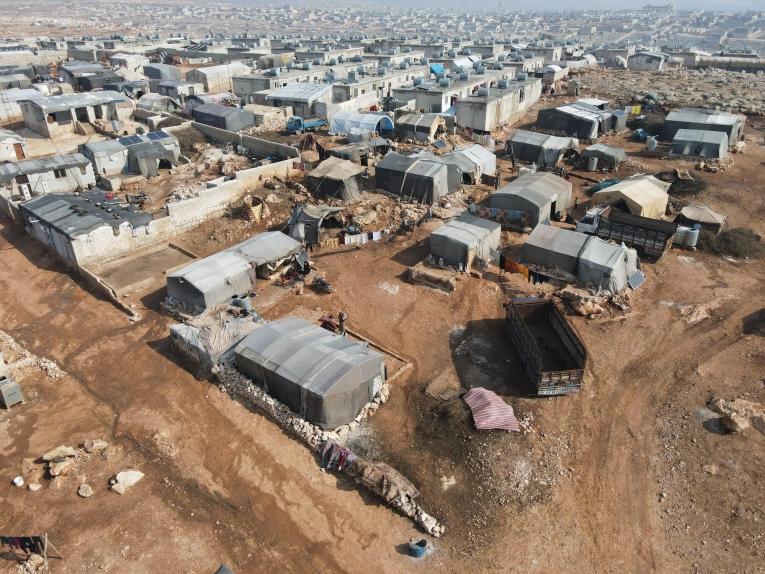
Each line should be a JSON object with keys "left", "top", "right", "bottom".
{"left": 666, "top": 107, "right": 740, "bottom": 127}
{"left": 463, "top": 388, "right": 520, "bottom": 432}
{"left": 0, "top": 152, "right": 91, "bottom": 181}
{"left": 672, "top": 129, "right": 729, "bottom": 145}
{"left": 266, "top": 82, "right": 331, "bottom": 103}
{"left": 29, "top": 90, "right": 130, "bottom": 113}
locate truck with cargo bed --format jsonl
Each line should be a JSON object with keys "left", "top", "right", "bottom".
{"left": 576, "top": 205, "right": 677, "bottom": 258}
{"left": 506, "top": 297, "right": 587, "bottom": 396}
{"left": 286, "top": 115, "right": 327, "bottom": 134}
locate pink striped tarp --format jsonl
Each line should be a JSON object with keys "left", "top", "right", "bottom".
{"left": 463, "top": 387, "right": 520, "bottom": 432}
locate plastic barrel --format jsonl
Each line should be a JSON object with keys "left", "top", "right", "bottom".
{"left": 408, "top": 539, "right": 427, "bottom": 558}
{"left": 587, "top": 156, "right": 598, "bottom": 171}
{"left": 232, "top": 294, "right": 253, "bottom": 312}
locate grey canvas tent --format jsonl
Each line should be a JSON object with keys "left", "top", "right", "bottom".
{"left": 307, "top": 156, "right": 365, "bottom": 201}
{"left": 287, "top": 204, "right": 344, "bottom": 245}
{"left": 234, "top": 317, "right": 386, "bottom": 428}
{"left": 484, "top": 172, "right": 572, "bottom": 227}
{"left": 676, "top": 205, "right": 726, "bottom": 234}
{"left": 662, "top": 108, "right": 743, "bottom": 145}
{"left": 167, "top": 251, "right": 255, "bottom": 316}
{"left": 508, "top": 130, "right": 579, "bottom": 167}
{"left": 442, "top": 144, "right": 497, "bottom": 183}
{"left": 410, "top": 151, "right": 462, "bottom": 193}
{"left": 395, "top": 113, "right": 444, "bottom": 142}
{"left": 329, "top": 111, "right": 394, "bottom": 136}
{"left": 582, "top": 144, "right": 627, "bottom": 170}
{"left": 577, "top": 237, "right": 637, "bottom": 293}
{"left": 191, "top": 103, "right": 255, "bottom": 131}
{"left": 521, "top": 223, "right": 588, "bottom": 278}
{"left": 166, "top": 231, "right": 304, "bottom": 314}
{"left": 375, "top": 152, "right": 450, "bottom": 204}
{"left": 671, "top": 129, "right": 728, "bottom": 159}
{"left": 430, "top": 213, "right": 502, "bottom": 268}
{"left": 535, "top": 103, "right": 614, "bottom": 139}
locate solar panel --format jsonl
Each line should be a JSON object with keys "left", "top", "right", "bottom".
{"left": 118, "top": 135, "right": 143, "bottom": 146}
{"left": 628, "top": 270, "right": 646, "bottom": 290}
{"left": 146, "top": 130, "right": 168, "bottom": 141}
{"left": 431, "top": 140, "right": 447, "bottom": 150}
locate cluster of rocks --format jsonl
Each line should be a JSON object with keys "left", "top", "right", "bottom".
{"left": 214, "top": 366, "right": 445, "bottom": 536}
{"left": 165, "top": 181, "right": 208, "bottom": 204}
{"left": 0, "top": 329, "right": 64, "bottom": 380}
{"left": 13, "top": 440, "right": 144, "bottom": 497}
{"left": 581, "top": 67, "right": 765, "bottom": 116}
{"left": 708, "top": 397, "right": 765, "bottom": 435}
{"left": 555, "top": 285, "right": 631, "bottom": 318}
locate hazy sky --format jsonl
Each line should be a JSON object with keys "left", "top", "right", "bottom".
{"left": 372, "top": 0, "right": 762, "bottom": 10}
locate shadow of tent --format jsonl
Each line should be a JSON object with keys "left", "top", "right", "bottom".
{"left": 742, "top": 308, "right": 765, "bottom": 336}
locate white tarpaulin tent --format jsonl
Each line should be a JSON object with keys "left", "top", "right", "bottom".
{"left": 671, "top": 129, "right": 728, "bottom": 159}
{"left": 329, "top": 111, "right": 394, "bottom": 136}
{"left": 577, "top": 237, "right": 637, "bottom": 293}
{"left": 443, "top": 144, "right": 497, "bottom": 183}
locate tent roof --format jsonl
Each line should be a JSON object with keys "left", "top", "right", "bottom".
{"left": 309, "top": 156, "right": 364, "bottom": 181}
{"left": 234, "top": 316, "right": 383, "bottom": 398}
{"left": 396, "top": 113, "right": 441, "bottom": 128}
{"left": 192, "top": 103, "right": 248, "bottom": 117}
{"left": 582, "top": 143, "right": 627, "bottom": 162}
{"left": 523, "top": 223, "right": 588, "bottom": 264}
{"left": 446, "top": 143, "right": 496, "bottom": 169}
{"left": 510, "top": 129, "right": 579, "bottom": 150}
{"left": 329, "top": 111, "right": 394, "bottom": 135}
{"left": 679, "top": 205, "right": 726, "bottom": 225}
{"left": 288, "top": 203, "right": 343, "bottom": 225}
{"left": 266, "top": 82, "right": 331, "bottom": 103}
{"left": 594, "top": 174, "right": 670, "bottom": 203}
{"left": 672, "top": 129, "right": 728, "bottom": 145}
{"left": 578, "top": 236, "right": 626, "bottom": 273}
{"left": 665, "top": 107, "right": 740, "bottom": 127}
{"left": 228, "top": 231, "right": 303, "bottom": 266}
{"left": 431, "top": 213, "right": 500, "bottom": 248}
{"left": 376, "top": 152, "right": 445, "bottom": 179}
{"left": 28, "top": 90, "right": 130, "bottom": 113}
{"left": 0, "top": 152, "right": 90, "bottom": 181}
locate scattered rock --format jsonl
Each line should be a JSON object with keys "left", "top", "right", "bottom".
{"left": 702, "top": 464, "right": 719, "bottom": 475}
{"left": 83, "top": 439, "right": 109, "bottom": 453}
{"left": 12, "top": 476, "right": 24, "bottom": 487}
{"left": 102, "top": 445, "right": 120, "bottom": 460}
{"left": 20, "top": 553, "right": 45, "bottom": 574}
{"left": 353, "top": 209, "right": 378, "bottom": 227}
{"left": 110, "top": 470, "right": 145, "bottom": 494}
{"left": 41, "top": 445, "right": 77, "bottom": 461}
{"left": 78, "top": 483, "right": 94, "bottom": 498}
{"left": 752, "top": 416, "right": 765, "bottom": 437}
{"left": 720, "top": 414, "right": 750, "bottom": 434}
{"left": 48, "top": 458, "right": 75, "bottom": 476}
{"left": 264, "top": 193, "right": 280, "bottom": 204}
{"left": 27, "top": 483, "right": 42, "bottom": 492}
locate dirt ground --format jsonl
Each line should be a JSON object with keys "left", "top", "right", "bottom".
{"left": 1, "top": 97, "right": 765, "bottom": 573}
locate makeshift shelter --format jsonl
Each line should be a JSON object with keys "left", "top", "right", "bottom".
{"left": 429, "top": 213, "right": 501, "bottom": 268}
{"left": 671, "top": 129, "right": 728, "bottom": 159}
{"left": 410, "top": 151, "right": 462, "bottom": 193}
{"left": 167, "top": 251, "right": 255, "bottom": 316}
{"left": 535, "top": 102, "right": 614, "bottom": 139}
{"left": 592, "top": 175, "right": 670, "bottom": 219}
{"left": 507, "top": 129, "right": 579, "bottom": 167}
{"left": 287, "top": 204, "right": 344, "bottom": 245}
{"left": 676, "top": 205, "right": 726, "bottom": 234}
{"left": 375, "top": 152, "right": 450, "bottom": 204}
{"left": 191, "top": 103, "right": 255, "bottom": 132}
{"left": 483, "top": 172, "right": 572, "bottom": 227}
{"left": 521, "top": 224, "right": 637, "bottom": 293}
{"left": 663, "top": 108, "right": 744, "bottom": 145}
{"left": 521, "top": 224, "right": 588, "bottom": 277}
{"left": 307, "top": 157, "right": 365, "bottom": 201}
{"left": 234, "top": 316, "right": 386, "bottom": 428}
{"left": 577, "top": 237, "right": 637, "bottom": 293}
{"left": 582, "top": 144, "right": 627, "bottom": 170}
{"left": 329, "top": 111, "right": 394, "bottom": 136}
{"left": 166, "top": 232, "right": 304, "bottom": 314}
{"left": 443, "top": 144, "right": 497, "bottom": 183}
{"left": 395, "top": 113, "right": 444, "bottom": 142}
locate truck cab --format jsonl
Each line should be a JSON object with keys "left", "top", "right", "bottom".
{"left": 286, "top": 116, "right": 304, "bottom": 133}
{"left": 576, "top": 206, "right": 606, "bottom": 235}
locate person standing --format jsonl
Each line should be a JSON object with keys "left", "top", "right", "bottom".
{"left": 338, "top": 310, "right": 348, "bottom": 337}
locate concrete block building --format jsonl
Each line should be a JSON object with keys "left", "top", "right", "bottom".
{"left": 20, "top": 91, "right": 134, "bottom": 138}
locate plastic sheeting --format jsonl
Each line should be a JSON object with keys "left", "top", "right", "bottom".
{"left": 582, "top": 144, "right": 627, "bottom": 168}
{"left": 170, "top": 312, "right": 262, "bottom": 370}
{"left": 234, "top": 317, "right": 385, "bottom": 429}
{"left": 429, "top": 213, "right": 502, "bottom": 267}
{"left": 444, "top": 144, "right": 497, "bottom": 182}
{"left": 308, "top": 156, "right": 365, "bottom": 201}
{"left": 536, "top": 103, "right": 614, "bottom": 139}
{"left": 329, "top": 111, "right": 394, "bottom": 136}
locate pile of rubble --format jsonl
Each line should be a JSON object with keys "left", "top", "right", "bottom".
{"left": 707, "top": 397, "right": 765, "bottom": 434}
{"left": 580, "top": 68, "right": 765, "bottom": 116}
{"left": 165, "top": 180, "right": 209, "bottom": 204}
{"left": 0, "top": 330, "right": 64, "bottom": 379}
{"left": 244, "top": 117, "right": 288, "bottom": 134}
{"left": 214, "top": 366, "right": 445, "bottom": 536}
{"left": 555, "top": 285, "right": 631, "bottom": 317}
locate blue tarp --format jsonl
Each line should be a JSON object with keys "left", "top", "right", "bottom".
{"left": 430, "top": 63, "right": 444, "bottom": 75}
